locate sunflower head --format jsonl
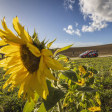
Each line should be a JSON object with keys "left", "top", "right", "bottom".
{"left": 0, "top": 17, "right": 69, "bottom": 101}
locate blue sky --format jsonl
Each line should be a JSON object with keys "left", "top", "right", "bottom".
{"left": 0, "top": 0, "right": 112, "bottom": 48}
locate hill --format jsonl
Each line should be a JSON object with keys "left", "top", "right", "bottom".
{"left": 59, "top": 44, "right": 112, "bottom": 57}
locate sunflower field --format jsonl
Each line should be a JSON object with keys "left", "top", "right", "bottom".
{"left": 0, "top": 17, "right": 112, "bottom": 112}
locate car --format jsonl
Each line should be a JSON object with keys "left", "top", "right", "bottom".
{"left": 79, "top": 50, "right": 98, "bottom": 58}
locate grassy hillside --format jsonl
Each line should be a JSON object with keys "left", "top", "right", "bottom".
{"left": 59, "top": 44, "right": 112, "bottom": 57}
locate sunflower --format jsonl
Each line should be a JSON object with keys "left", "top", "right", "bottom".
{"left": 0, "top": 17, "right": 66, "bottom": 101}
{"left": 88, "top": 106, "right": 101, "bottom": 112}
{"left": 78, "top": 66, "right": 86, "bottom": 75}
{"left": 75, "top": 78, "right": 85, "bottom": 86}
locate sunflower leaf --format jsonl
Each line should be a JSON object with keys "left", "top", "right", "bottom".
{"left": 77, "top": 87, "right": 96, "bottom": 92}
{"left": 43, "top": 80, "right": 65, "bottom": 111}
{"left": 37, "top": 103, "right": 46, "bottom": 112}
{"left": 62, "top": 70, "right": 78, "bottom": 82}
{"left": 54, "top": 44, "right": 73, "bottom": 56}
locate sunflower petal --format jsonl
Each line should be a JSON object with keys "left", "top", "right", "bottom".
{"left": 1, "top": 17, "right": 8, "bottom": 31}
{"left": 39, "top": 56, "right": 44, "bottom": 72}
{"left": 0, "top": 45, "right": 19, "bottom": 54}
{"left": 3, "top": 64, "right": 22, "bottom": 78}
{"left": 54, "top": 44, "right": 73, "bottom": 56}
{"left": 18, "top": 81, "right": 25, "bottom": 98}
{"left": 27, "top": 43, "right": 41, "bottom": 57}
{"left": 44, "top": 66, "right": 57, "bottom": 80}
{"left": 44, "top": 56, "right": 66, "bottom": 70}
{"left": 1, "top": 18, "right": 24, "bottom": 45}
{"left": 41, "top": 49, "right": 53, "bottom": 56}
{"left": 47, "top": 38, "right": 56, "bottom": 48}
{"left": 41, "top": 77, "right": 49, "bottom": 99}
{"left": 0, "top": 40, "right": 7, "bottom": 46}
{"left": 13, "top": 17, "right": 32, "bottom": 43}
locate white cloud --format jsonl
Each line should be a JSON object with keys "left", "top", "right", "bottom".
{"left": 79, "top": 0, "right": 112, "bottom": 32}
{"left": 63, "top": 25, "right": 81, "bottom": 36}
{"left": 63, "top": 25, "right": 75, "bottom": 35}
{"left": 64, "top": 0, "right": 75, "bottom": 10}
{"left": 74, "top": 29, "right": 81, "bottom": 36}
{"left": 75, "top": 22, "right": 78, "bottom": 27}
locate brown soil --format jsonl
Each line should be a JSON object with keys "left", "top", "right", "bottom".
{"left": 58, "top": 44, "right": 112, "bottom": 57}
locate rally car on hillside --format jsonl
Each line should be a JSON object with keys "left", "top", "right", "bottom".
{"left": 79, "top": 50, "right": 98, "bottom": 58}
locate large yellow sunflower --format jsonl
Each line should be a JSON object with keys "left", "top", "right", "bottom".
{"left": 0, "top": 17, "right": 65, "bottom": 101}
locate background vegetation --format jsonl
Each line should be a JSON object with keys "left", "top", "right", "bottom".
{"left": 0, "top": 56, "right": 112, "bottom": 112}
{"left": 60, "top": 44, "right": 112, "bottom": 57}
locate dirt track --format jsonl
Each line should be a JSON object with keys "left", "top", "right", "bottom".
{"left": 70, "top": 55, "right": 112, "bottom": 60}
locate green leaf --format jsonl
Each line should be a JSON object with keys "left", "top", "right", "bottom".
{"left": 43, "top": 80, "right": 65, "bottom": 111}
{"left": 47, "top": 38, "right": 56, "bottom": 48}
{"left": 62, "top": 70, "right": 78, "bottom": 82}
{"left": 60, "top": 83, "right": 69, "bottom": 90}
{"left": 87, "top": 77, "right": 94, "bottom": 85}
{"left": 0, "top": 91, "right": 3, "bottom": 95}
{"left": 83, "top": 72, "right": 90, "bottom": 78}
{"left": 23, "top": 93, "right": 39, "bottom": 112}
{"left": 89, "top": 99, "right": 96, "bottom": 106}
{"left": 77, "top": 87, "right": 96, "bottom": 92}
{"left": 88, "top": 67, "right": 98, "bottom": 74}
{"left": 57, "top": 54, "right": 68, "bottom": 61}
{"left": 38, "top": 103, "right": 46, "bottom": 112}
{"left": 80, "top": 109, "right": 88, "bottom": 112}
{"left": 54, "top": 44, "right": 73, "bottom": 56}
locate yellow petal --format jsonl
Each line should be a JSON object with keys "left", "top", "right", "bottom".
{"left": 41, "top": 49, "right": 53, "bottom": 56}
{"left": 0, "top": 45, "right": 19, "bottom": 54}
{"left": 13, "top": 17, "right": 32, "bottom": 43}
{"left": 18, "top": 82, "right": 24, "bottom": 98}
{"left": 3, "top": 64, "right": 22, "bottom": 78}
{"left": 27, "top": 43, "right": 41, "bottom": 57}
{"left": 39, "top": 56, "right": 44, "bottom": 72}
{"left": 13, "top": 71, "right": 28, "bottom": 86}
{"left": 44, "top": 66, "right": 57, "bottom": 80}
{"left": 41, "top": 76, "right": 49, "bottom": 99}
{"left": 1, "top": 18, "right": 24, "bottom": 45}
{"left": 0, "top": 40, "right": 7, "bottom": 46}
{"left": 54, "top": 44, "right": 73, "bottom": 56}
{"left": 37, "top": 56, "right": 44, "bottom": 83}
{"left": 47, "top": 38, "right": 56, "bottom": 48}
{"left": 44, "top": 56, "right": 65, "bottom": 70}
{"left": 1, "top": 17, "right": 8, "bottom": 31}
{"left": 6, "top": 56, "right": 21, "bottom": 68}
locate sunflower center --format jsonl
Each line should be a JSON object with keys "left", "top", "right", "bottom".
{"left": 20, "top": 45, "right": 40, "bottom": 73}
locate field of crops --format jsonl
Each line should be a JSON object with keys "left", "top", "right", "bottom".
{"left": 0, "top": 56, "right": 112, "bottom": 112}
{"left": 72, "top": 57, "right": 112, "bottom": 112}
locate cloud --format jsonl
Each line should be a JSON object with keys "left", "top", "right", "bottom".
{"left": 63, "top": 25, "right": 81, "bottom": 36}
{"left": 79, "top": 0, "right": 112, "bottom": 32}
{"left": 63, "top": 25, "right": 75, "bottom": 35}
{"left": 74, "top": 29, "right": 81, "bottom": 36}
{"left": 64, "top": 0, "right": 75, "bottom": 10}
{"left": 75, "top": 22, "right": 78, "bottom": 27}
